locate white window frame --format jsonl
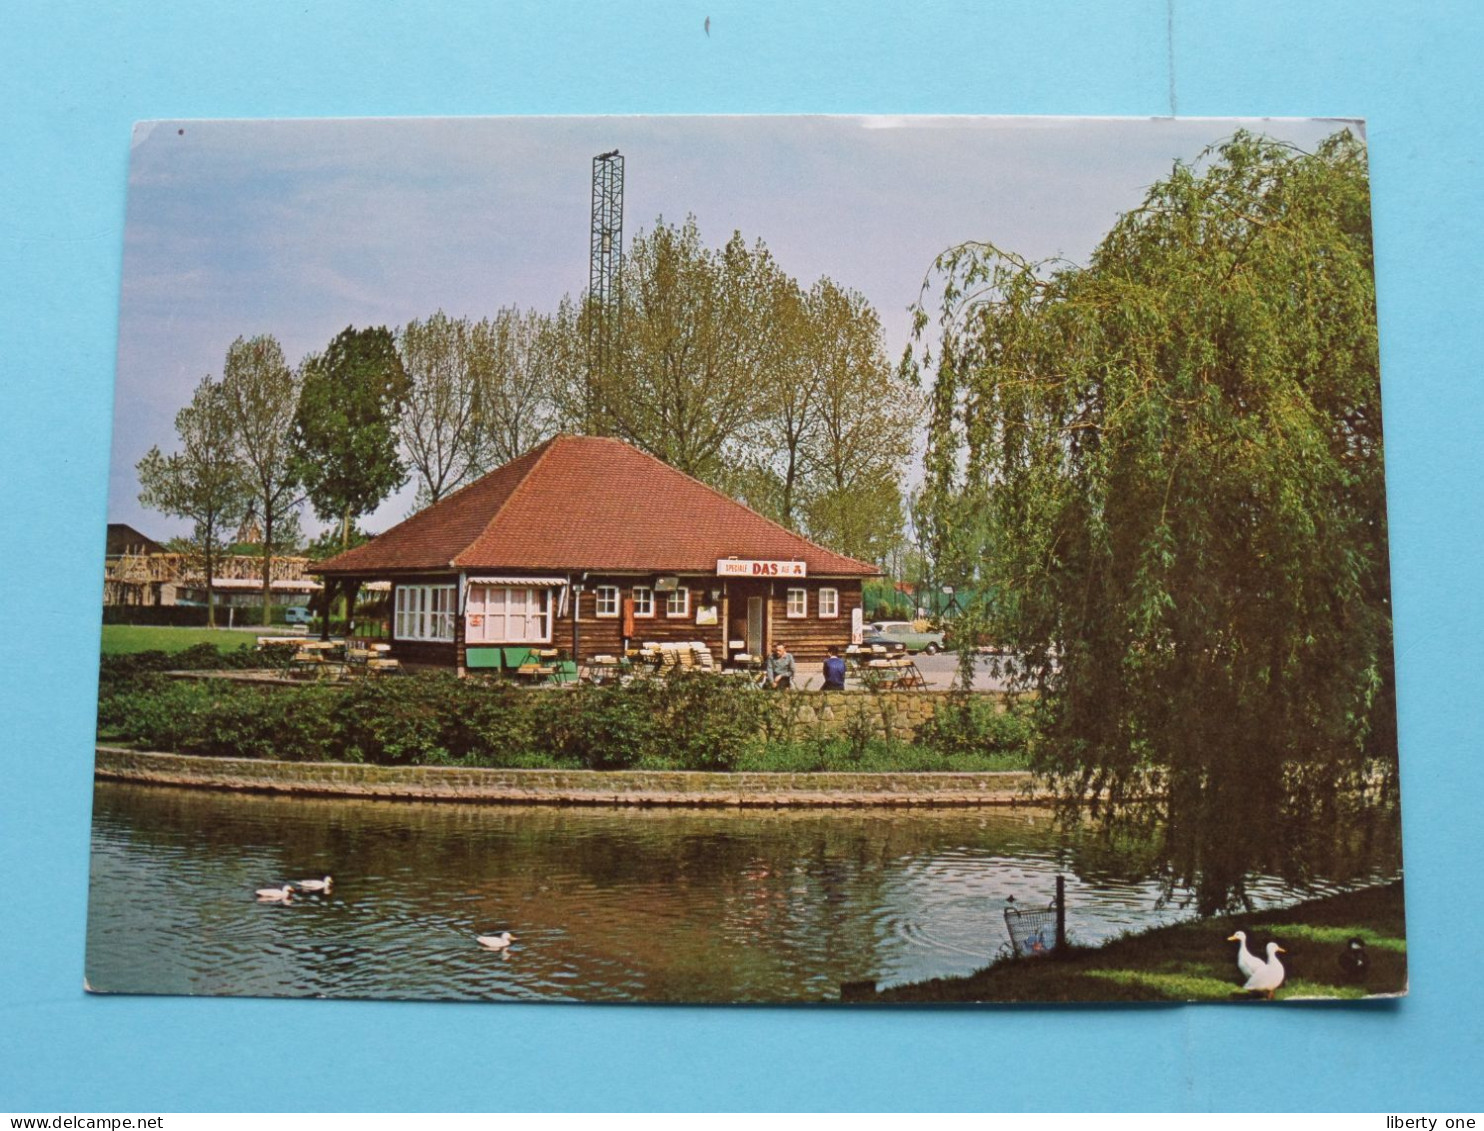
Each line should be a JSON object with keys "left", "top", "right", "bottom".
{"left": 394, "top": 583, "right": 457, "bottom": 642}
{"left": 786, "top": 587, "right": 808, "bottom": 618}
{"left": 665, "top": 587, "right": 690, "bottom": 618}
{"left": 465, "top": 584, "right": 553, "bottom": 645}
{"left": 595, "top": 585, "right": 620, "bottom": 618}
{"left": 818, "top": 587, "right": 839, "bottom": 618}
{"left": 632, "top": 585, "right": 654, "bottom": 618}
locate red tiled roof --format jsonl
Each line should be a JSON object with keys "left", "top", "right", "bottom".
{"left": 314, "top": 434, "right": 880, "bottom": 577}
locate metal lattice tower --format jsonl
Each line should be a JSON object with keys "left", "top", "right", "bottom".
{"left": 587, "top": 149, "right": 624, "bottom": 434}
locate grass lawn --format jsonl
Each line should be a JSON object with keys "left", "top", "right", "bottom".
{"left": 877, "top": 880, "right": 1406, "bottom": 1003}
{"left": 100, "top": 625, "right": 268, "bottom": 655}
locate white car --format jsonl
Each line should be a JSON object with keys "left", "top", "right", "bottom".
{"left": 865, "top": 621, "right": 946, "bottom": 654}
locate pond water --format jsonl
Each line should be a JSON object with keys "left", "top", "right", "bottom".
{"left": 86, "top": 781, "right": 1399, "bottom": 1003}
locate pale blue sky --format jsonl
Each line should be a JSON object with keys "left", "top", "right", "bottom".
{"left": 112, "top": 114, "right": 1354, "bottom": 539}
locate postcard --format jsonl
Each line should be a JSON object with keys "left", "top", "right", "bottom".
{"left": 89, "top": 116, "right": 1403, "bottom": 1004}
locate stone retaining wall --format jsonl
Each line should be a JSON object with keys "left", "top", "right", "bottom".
{"left": 775, "top": 690, "right": 1009, "bottom": 742}
{"left": 95, "top": 746, "right": 1045, "bottom": 808}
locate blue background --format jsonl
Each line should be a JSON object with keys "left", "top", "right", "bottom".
{"left": 2, "top": 1, "right": 1480, "bottom": 1112}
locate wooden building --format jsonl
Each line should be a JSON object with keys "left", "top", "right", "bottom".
{"left": 312, "top": 434, "right": 880, "bottom": 669}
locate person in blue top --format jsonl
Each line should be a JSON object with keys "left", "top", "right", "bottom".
{"left": 822, "top": 644, "right": 847, "bottom": 691}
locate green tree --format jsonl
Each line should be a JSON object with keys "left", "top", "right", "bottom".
{"left": 596, "top": 216, "right": 791, "bottom": 485}
{"left": 292, "top": 325, "right": 412, "bottom": 550}
{"left": 136, "top": 375, "right": 250, "bottom": 628}
{"left": 796, "top": 279, "right": 918, "bottom": 562}
{"left": 469, "top": 306, "right": 560, "bottom": 467}
{"left": 220, "top": 334, "right": 302, "bottom": 624}
{"left": 398, "top": 311, "right": 482, "bottom": 506}
{"left": 913, "top": 130, "right": 1393, "bottom": 912}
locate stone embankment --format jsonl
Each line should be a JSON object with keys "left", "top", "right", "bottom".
{"left": 95, "top": 746, "right": 1045, "bottom": 808}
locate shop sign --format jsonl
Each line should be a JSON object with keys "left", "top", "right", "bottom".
{"left": 716, "top": 559, "right": 807, "bottom": 578}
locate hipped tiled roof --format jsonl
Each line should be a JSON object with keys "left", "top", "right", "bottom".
{"left": 313, "top": 434, "right": 880, "bottom": 578}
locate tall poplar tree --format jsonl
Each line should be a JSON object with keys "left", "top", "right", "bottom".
{"left": 398, "top": 311, "right": 482, "bottom": 507}
{"left": 220, "top": 334, "right": 302, "bottom": 624}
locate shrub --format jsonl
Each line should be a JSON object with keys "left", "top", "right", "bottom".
{"left": 101, "top": 680, "right": 219, "bottom": 751}
{"left": 920, "top": 695, "right": 1036, "bottom": 758}
{"left": 334, "top": 672, "right": 460, "bottom": 765}
{"left": 561, "top": 683, "right": 661, "bottom": 769}
{"left": 654, "top": 673, "right": 768, "bottom": 770}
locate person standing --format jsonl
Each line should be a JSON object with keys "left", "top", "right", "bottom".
{"left": 822, "top": 644, "right": 847, "bottom": 691}
{"left": 766, "top": 641, "right": 796, "bottom": 689}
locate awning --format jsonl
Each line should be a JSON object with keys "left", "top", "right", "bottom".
{"left": 466, "top": 576, "right": 568, "bottom": 587}
{"left": 203, "top": 578, "right": 323, "bottom": 591}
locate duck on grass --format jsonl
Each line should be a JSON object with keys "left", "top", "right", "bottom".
{"left": 873, "top": 881, "right": 1405, "bottom": 1004}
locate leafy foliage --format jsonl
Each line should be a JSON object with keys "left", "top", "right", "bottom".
{"left": 135, "top": 375, "right": 250, "bottom": 628}
{"left": 912, "top": 130, "right": 1395, "bottom": 912}
{"left": 291, "top": 325, "right": 412, "bottom": 549}
{"left": 397, "top": 311, "right": 484, "bottom": 506}
{"left": 219, "top": 334, "right": 303, "bottom": 625}
{"left": 544, "top": 215, "right": 919, "bottom": 565}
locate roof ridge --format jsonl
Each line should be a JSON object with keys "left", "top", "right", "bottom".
{"left": 448, "top": 433, "right": 567, "bottom": 568}
{"left": 600, "top": 436, "right": 880, "bottom": 574}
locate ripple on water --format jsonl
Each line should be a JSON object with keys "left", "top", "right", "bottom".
{"left": 86, "top": 782, "right": 1401, "bottom": 1003}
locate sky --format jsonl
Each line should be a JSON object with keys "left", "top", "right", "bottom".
{"left": 110, "top": 114, "right": 1355, "bottom": 541}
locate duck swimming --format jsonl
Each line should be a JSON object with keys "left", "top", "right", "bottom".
{"left": 476, "top": 932, "right": 515, "bottom": 951}
{"left": 255, "top": 885, "right": 294, "bottom": 903}
{"left": 1242, "top": 941, "right": 1286, "bottom": 999}
{"left": 295, "top": 876, "right": 332, "bottom": 893}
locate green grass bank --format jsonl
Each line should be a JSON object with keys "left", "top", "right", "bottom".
{"left": 876, "top": 881, "right": 1406, "bottom": 1003}
{"left": 101, "top": 624, "right": 266, "bottom": 654}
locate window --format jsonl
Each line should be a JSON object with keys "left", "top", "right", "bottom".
{"left": 466, "top": 585, "right": 552, "bottom": 644}
{"left": 632, "top": 586, "right": 654, "bottom": 617}
{"left": 394, "top": 584, "right": 456, "bottom": 642}
{"left": 595, "top": 586, "right": 620, "bottom": 617}
{"left": 786, "top": 588, "right": 808, "bottom": 618}
{"left": 665, "top": 587, "right": 690, "bottom": 618}
{"left": 818, "top": 588, "right": 839, "bottom": 618}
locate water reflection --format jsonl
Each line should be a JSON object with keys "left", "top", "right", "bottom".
{"left": 87, "top": 781, "right": 1400, "bottom": 1003}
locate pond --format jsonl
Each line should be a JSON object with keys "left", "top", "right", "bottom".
{"left": 86, "top": 781, "right": 1400, "bottom": 1003}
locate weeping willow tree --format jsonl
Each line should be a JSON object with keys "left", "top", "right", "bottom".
{"left": 913, "top": 131, "right": 1396, "bottom": 913}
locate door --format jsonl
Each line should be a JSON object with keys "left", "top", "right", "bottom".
{"left": 747, "top": 597, "right": 764, "bottom": 655}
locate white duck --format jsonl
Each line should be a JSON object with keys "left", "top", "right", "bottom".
{"left": 476, "top": 931, "right": 515, "bottom": 951}
{"left": 1227, "top": 930, "right": 1262, "bottom": 981}
{"left": 295, "top": 876, "right": 333, "bottom": 893}
{"left": 1242, "top": 941, "right": 1287, "bottom": 999}
{"left": 256, "top": 885, "right": 295, "bottom": 902}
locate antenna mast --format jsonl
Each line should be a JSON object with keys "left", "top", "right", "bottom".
{"left": 588, "top": 149, "right": 624, "bottom": 434}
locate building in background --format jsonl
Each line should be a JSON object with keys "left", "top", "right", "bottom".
{"left": 313, "top": 434, "right": 879, "bottom": 669}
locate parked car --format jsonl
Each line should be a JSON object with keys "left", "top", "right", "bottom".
{"left": 283, "top": 606, "right": 314, "bottom": 626}
{"left": 863, "top": 621, "right": 947, "bottom": 654}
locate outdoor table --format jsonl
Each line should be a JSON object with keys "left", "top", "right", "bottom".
{"left": 514, "top": 661, "right": 558, "bottom": 685}
{"left": 290, "top": 639, "right": 349, "bottom": 680}
{"left": 860, "top": 655, "right": 924, "bottom": 691}
{"left": 581, "top": 657, "right": 625, "bottom": 685}
{"left": 629, "top": 649, "right": 665, "bottom": 676}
